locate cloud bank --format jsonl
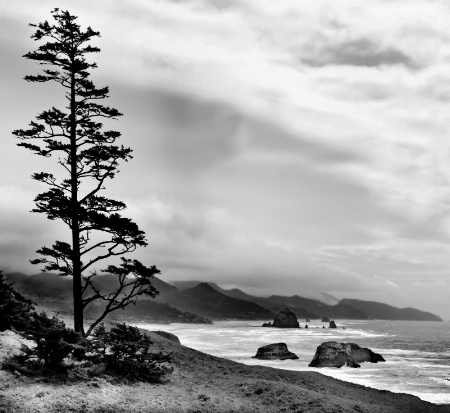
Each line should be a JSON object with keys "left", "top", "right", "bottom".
{"left": 2, "top": 0, "right": 450, "bottom": 318}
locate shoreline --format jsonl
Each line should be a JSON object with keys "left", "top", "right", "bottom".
{"left": 1, "top": 324, "right": 450, "bottom": 412}
{"left": 135, "top": 318, "right": 450, "bottom": 406}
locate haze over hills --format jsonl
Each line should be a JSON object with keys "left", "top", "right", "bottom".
{"left": 3, "top": 272, "right": 209, "bottom": 324}
{"left": 172, "top": 281, "right": 340, "bottom": 306}
{"left": 3, "top": 272, "right": 443, "bottom": 322}
{"left": 172, "top": 281, "right": 442, "bottom": 321}
{"left": 340, "top": 299, "right": 443, "bottom": 322}
{"left": 154, "top": 282, "right": 275, "bottom": 320}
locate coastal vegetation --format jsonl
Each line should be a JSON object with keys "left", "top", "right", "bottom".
{"left": 0, "top": 271, "right": 173, "bottom": 384}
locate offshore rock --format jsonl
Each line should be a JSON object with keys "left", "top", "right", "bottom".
{"left": 272, "top": 308, "right": 299, "bottom": 328}
{"left": 262, "top": 322, "right": 272, "bottom": 327}
{"left": 305, "top": 318, "right": 311, "bottom": 322}
{"left": 321, "top": 317, "right": 330, "bottom": 322}
{"left": 252, "top": 343, "right": 299, "bottom": 360}
{"left": 329, "top": 320, "right": 337, "bottom": 328}
{"left": 309, "top": 341, "right": 385, "bottom": 368}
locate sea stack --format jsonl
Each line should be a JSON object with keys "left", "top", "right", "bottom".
{"left": 253, "top": 343, "right": 299, "bottom": 360}
{"left": 321, "top": 317, "right": 330, "bottom": 322}
{"left": 272, "top": 308, "right": 300, "bottom": 328}
{"left": 309, "top": 341, "right": 385, "bottom": 368}
{"left": 329, "top": 320, "right": 337, "bottom": 328}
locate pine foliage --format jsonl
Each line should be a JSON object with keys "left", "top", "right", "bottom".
{"left": 13, "top": 8, "right": 160, "bottom": 336}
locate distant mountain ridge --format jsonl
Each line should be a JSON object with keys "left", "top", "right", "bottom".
{"left": 154, "top": 282, "right": 275, "bottom": 320}
{"left": 3, "top": 272, "right": 210, "bottom": 324}
{"left": 202, "top": 284, "right": 441, "bottom": 322}
{"left": 3, "top": 272, "right": 443, "bottom": 322}
{"left": 340, "top": 299, "right": 442, "bottom": 321}
{"left": 155, "top": 279, "right": 442, "bottom": 322}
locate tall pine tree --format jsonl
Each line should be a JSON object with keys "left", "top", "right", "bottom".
{"left": 14, "top": 9, "right": 159, "bottom": 337}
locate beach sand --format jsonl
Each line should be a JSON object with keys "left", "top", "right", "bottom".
{"left": 1, "top": 314, "right": 449, "bottom": 413}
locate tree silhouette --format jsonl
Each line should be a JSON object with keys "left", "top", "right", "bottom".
{"left": 14, "top": 9, "right": 159, "bottom": 337}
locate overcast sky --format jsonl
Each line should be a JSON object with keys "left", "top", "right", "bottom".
{"left": 1, "top": 0, "right": 450, "bottom": 319}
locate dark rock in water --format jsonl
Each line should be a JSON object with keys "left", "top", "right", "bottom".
{"left": 322, "top": 326, "right": 325, "bottom": 328}
{"left": 273, "top": 308, "right": 299, "bottom": 328}
{"left": 329, "top": 320, "right": 337, "bottom": 328}
{"left": 152, "top": 330, "right": 181, "bottom": 345}
{"left": 253, "top": 343, "right": 299, "bottom": 360}
{"left": 309, "top": 341, "right": 385, "bottom": 368}
{"left": 305, "top": 324, "right": 308, "bottom": 329}
{"left": 321, "top": 317, "right": 330, "bottom": 322}
{"left": 305, "top": 318, "right": 311, "bottom": 322}
{"left": 262, "top": 322, "right": 272, "bottom": 327}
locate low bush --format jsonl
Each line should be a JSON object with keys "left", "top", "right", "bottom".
{"left": 0, "top": 271, "right": 34, "bottom": 332}
{"left": 2, "top": 316, "right": 173, "bottom": 383}
{"left": 1, "top": 275, "right": 172, "bottom": 383}
{"left": 2, "top": 311, "right": 83, "bottom": 377}
{"left": 86, "top": 323, "right": 174, "bottom": 383}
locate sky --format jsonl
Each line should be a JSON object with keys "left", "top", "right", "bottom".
{"left": 1, "top": 0, "right": 450, "bottom": 319}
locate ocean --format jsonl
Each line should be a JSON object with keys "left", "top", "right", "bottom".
{"left": 136, "top": 319, "right": 450, "bottom": 405}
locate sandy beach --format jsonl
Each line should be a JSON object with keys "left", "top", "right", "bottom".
{"left": 1, "top": 319, "right": 449, "bottom": 413}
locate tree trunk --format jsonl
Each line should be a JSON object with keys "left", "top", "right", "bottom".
{"left": 70, "top": 66, "right": 84, "bottom": 336}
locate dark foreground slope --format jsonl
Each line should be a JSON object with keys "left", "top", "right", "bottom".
{"left": 1, "top": 327, "right": 448, "bottom": 413}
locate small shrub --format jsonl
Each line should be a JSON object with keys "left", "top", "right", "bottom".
{"left": 0, "top": 271, "right": 34, "bottom": 332}
{"left": 87, "top": 323, "right": 174, "bottom": 383}
{"left": 2, "top": 310, "right": 173, "bottom": 383}
{"left": 3, "top": 312, "right": 83, "bottom": 376}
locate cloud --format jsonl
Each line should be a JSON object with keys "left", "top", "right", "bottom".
{"left": 3, "top": 0, "right": 450, "bottom": 320}
{"left": 301, "top": 38, "right": 418, "bottom": 69}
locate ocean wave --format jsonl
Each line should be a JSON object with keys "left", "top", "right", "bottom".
{"left": 410, "top": 392, "right": 450, "bottom": 405}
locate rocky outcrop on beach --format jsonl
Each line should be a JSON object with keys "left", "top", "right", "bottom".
{"left": 272, "top": 308, "right": 299, "bottom": 328}
{"left": 329, "top": 320, "right": 337, "bottom": 328}
{"left": 309, "top": 341, "right": 385, "bottom": 368}
{"left": 252, "top": 343, "right": 299, "bottom": 360}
